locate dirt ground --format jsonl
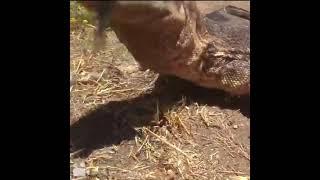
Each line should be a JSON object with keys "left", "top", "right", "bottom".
{"left": 70, "top": 1, "right": 250, "bottom": 180}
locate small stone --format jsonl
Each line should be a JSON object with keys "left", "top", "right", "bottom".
{"left": 215, "top": 154, "right": 220, "bottom": 159}
{"left": 79, "top": 162, "right": 86, "bottom": 168}
{"left": 233, "top": 125, "right": 238, "bottom": 129}
{"left": 73, "top": 167, "right": 86, "bottom": 177}
{"left": 167, "top": 169, "right": 174, "bottom": 176}
{"left": 166, "top": 169, "right": 175, "bottom": 180}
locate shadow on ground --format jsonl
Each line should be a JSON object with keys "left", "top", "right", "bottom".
{"left": 70, "top": 76, "right": 250, "bottom": 158}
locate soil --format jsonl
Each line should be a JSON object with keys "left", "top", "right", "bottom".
{"left": 70, "top": 2, "right": 250, "bottom": 180}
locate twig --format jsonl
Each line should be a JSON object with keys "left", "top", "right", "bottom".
{"left": 190, "top": 171, "right": 209, "bottom": 179}
{"left": 135, "top": 135, "right": 149, "bottom": 156}
{"left": 144, "top": 128, "right": 192, "bottom": 159}
{"left": 176, "top": 115, "right": 191, "bottom": 135}
{"left": 87, "top": 165, "right": 131, "bottom": 173}
{"left": 75, "top": 57, "right": 83, "bottom": 73}
{"left": 199, "top": 106, "right": 210, "bottom": 127}
{"left": 70, "top": 148, "right": 85, "bottom": 158}
{"left": 85, "top": 24, "right": 96, "bottom": 29}
{"left": 217, "top": 170, "right": 247, "bottom": 175}
{"left": 96, "top": 68, "right": 106, "bottom": 82}
{"left": 155, "top": 99, "right": 160, "bottom": 122}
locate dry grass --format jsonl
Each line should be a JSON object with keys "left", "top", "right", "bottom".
{"left": 70, "top": 2, "right": 250, "bottom": 180}
{"left": 70, "top": 27, "right": 159, "bottom": 124}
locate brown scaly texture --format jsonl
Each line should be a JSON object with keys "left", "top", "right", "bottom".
{"left": 199, "top": 5, "right": 250, "bottom": 95}
{"left": 82, "top": 1, "right": 250, "bottom": 96}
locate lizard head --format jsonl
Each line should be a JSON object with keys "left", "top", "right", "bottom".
{"left": 199, "top": 43, "right": 250, "bottom": 96}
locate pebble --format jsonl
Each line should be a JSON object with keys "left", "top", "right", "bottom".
{"left": 166, "top": 169, "right": 175, "bottom": 180}
{"left": 73, "top": 167, "right": 86, "bottom": 177}
{"left": 79, "top": 162, "right": 86, "bottom": 168}
{"left": 215, "top": 154, "right": 220, "bottom": 159}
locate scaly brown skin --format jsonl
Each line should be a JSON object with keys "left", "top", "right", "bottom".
{"left": 80, "top": 1, "right": 250, "bottom": 96}
{"left": 200, "top": 5, "right": 250, "bottom": 95}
